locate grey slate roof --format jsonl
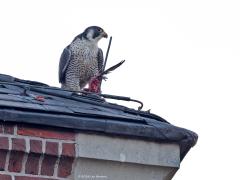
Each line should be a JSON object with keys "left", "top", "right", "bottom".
{"left": 0, "top": 73, "right": 197, "bottom": 161}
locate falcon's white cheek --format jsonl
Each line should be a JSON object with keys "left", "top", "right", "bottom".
{"left": 86, "top": 30, "right": 100, "bottom": 44}
{"left": 86, "top": 29, "right": 94, "bottom": 40}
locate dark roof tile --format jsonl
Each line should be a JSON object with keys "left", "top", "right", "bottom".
{"left": 0, "top": 73, "right": 198, "bottom": 160}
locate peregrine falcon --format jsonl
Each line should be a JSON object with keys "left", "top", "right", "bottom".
{"left": 58, "top": 26, "right": 108, "bottom": 92}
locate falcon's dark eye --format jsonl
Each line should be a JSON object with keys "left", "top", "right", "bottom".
{"left": 98, "top": 28, "right": 103, "bottom": 32}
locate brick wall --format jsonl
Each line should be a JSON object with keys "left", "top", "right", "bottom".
{"left": 0, "top": 122, "right": 76, "bottom": 180}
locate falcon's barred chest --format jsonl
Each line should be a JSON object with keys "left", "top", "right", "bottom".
{"left": 66, "top": 38, "right": 99, "bottom": 88}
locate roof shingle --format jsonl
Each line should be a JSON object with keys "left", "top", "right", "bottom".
{"left": 0, "top": 73, "right": 197, "bottom": 160}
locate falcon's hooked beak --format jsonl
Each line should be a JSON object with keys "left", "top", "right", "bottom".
{"left": 102, "top": 31, "right": 108, "bottom": 38}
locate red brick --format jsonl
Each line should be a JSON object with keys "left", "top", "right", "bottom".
{"left": 40, "top": 155, "right": 57, "bottom": 176}
{"left": 25, "top": 153, "right": 41, "bottom": 175}
{"left": 45, "top": 142, "right": 58, "bottom": 156}
{"left": 8, "top": 151, "right": 24, "bottom": 172}
{"left": 0, "top": 137, "right": 9, "bottom": 150}
{"left": 17, "top": 126, "right": 75, "bottom": 140}
{"left": 3, "top": 123, "right": 14, "bottom": 134}
{"left": 30, "top": 140, "right": 42, "bottom": 154}
{"left": 62, "top": 143, "right": 75, "bottom": 157}
{"left": 12, "top": 138, "right": 26, "bottom": 152}
{"left": 57, "top": 157, "right": 74, "bottom": 178}
{"left": 0, "top": 174, "right": 12, "bottom": 180}
{"left": 15, "top": 176, "right": 57, "bottom": 180}
{"left": 0, "top": 150, "right": 8, "bottom": 170}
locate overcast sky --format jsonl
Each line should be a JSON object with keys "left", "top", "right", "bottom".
{"left": 0, "top": 0, "right": 240, "bottom": 179}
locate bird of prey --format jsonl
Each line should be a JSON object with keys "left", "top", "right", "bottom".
{"left": 58, "top": 26, "right": 108, "bottom": 92}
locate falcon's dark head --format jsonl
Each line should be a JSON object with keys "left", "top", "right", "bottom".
{"left": 82, "top": 26, "right": 108, "bottom": 42}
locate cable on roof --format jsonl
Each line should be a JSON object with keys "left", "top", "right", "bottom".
{"left": 0, "top": 80, "right": 144, "bottom": 110}
{"left": 99, "top": 94, "right": 143, "bottom": 110}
